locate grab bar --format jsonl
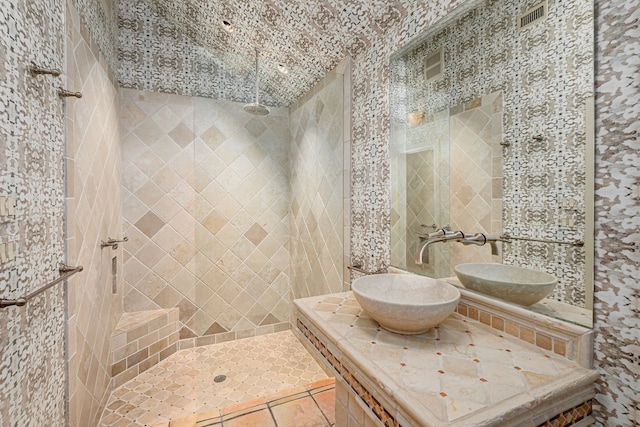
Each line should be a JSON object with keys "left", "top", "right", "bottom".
{"left": 500, "top": 234, "right": 584, "bottom": 247}
{"left": 1, "top": 263, "right": 83, "bottom": 308}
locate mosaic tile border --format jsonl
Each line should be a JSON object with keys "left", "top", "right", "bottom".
{"left": 176, "top": 321, "right": 292, "bottom": 351}
{"left": 537, "top": 400, "right": 593, "bottom": 427}
{"left": 297, "top": 319, "right": 400, "bottom": 427}
{"left": 455, "top": 291, "right": 593, "bottom": 368}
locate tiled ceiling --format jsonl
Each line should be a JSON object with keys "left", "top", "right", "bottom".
{"left": 140, "top": 0, "right": 410, "bottom": 105}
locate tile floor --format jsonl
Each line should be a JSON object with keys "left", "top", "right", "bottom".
{"left": 99, "top": 331, "right": 330, "bottom": 426}
{"left": 156, "top": 378, "right": 336, "bottom": 427}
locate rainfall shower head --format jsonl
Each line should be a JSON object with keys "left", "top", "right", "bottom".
{"left": 244, "top": 49, "right": 270, "bottom": 116}
{"left": 243, "top": 103, "right": 270, "bottom": 115}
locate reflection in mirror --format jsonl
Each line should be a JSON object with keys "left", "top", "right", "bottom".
{"left": 389, "top": 0, "right": 594, "bottom": 327}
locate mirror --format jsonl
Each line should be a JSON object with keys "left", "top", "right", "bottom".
{"left": 389, "top": 0, "right": 594, "bottom": 327}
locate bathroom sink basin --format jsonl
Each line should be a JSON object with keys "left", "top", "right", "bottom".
{"left": 454, "top": 263, "right": 557, "bottom": 306}
{"left": 351, "top": 274, "right": 460, "bottom": 335}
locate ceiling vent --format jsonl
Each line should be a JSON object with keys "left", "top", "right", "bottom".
{"left": 423, "top": 48, "right": 444, "bottom": 83}
{"left": 518, "top": 1, "right": 547, "bottom": 30}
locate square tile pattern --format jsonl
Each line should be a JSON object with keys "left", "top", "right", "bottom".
{"left": 98, "top": 331, "right": 329, "bottom": 426}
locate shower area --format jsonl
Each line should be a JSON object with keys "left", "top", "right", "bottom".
{"left": 74, "top": 0, "right": 348, "bottom": 425}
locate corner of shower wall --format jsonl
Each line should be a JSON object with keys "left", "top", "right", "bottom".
{"left": 65, "top": 0, "right": 123, "bottom": 425}
{"left": 289, "top": 58, "right": 349, "bottom": 299}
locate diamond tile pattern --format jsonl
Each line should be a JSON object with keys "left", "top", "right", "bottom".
{"left": 301, "top": 293, "right": 586, "bottom": 423}
{"left": 121, "top": 89, "right": 291, "bottom": 339}
{"left": 97, "top": 331, "right": 328, "bottom": 426}
{"left": 289, "top": 72, "right": 344, "bottom": 300}
{"left": 391, "top": 92, "right": 502, "bottom": 278}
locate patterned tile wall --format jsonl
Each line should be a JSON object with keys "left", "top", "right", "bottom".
{"left": 70, "top": 0, "right": 119, "bottom": 76}
{"left": 388, "top": 0, "right": 592, "bottom": 307}
{"left": 116, "top": 0, "right": 411, "bottom": 109}
{"left": 289, "top": 71, "right": 345, "bottom": 299}
{"left": 120, "top": 90, "right": 292, "bottom": 343}
{"left": 117, "top": 0, "right": 311, "bottom": 108}
{"left": 65, "top": 0, "right": 123, "bottom": 424}
{"left": 591, "top": 1, "right": 640, "bottom": 425}
{"left": 0, "top": 0, "right": 66, "bottom": 425}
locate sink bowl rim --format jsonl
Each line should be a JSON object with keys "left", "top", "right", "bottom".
{"left": 453, "top": 263, "right": 557, "bottom": 287}
{"left": 351, "top": 273, "right": 461, "bottom": 307}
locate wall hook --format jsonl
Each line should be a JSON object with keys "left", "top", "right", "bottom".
{"left": 100, "top": 237, "right": 128, "bottom": 250}
{"left": 29, "top": 64, "right": 62, "bottom": 77}
{"left": 59, "top": 89, "right": 82, "bottom": 98}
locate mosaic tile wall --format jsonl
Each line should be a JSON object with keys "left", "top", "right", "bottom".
{"left": 65, "top": 0, "right": 123, "bottom": 424}
{"left": 70, "top": 0, "right": 119, "bottom": 76}
{"left": 117, "top": 0, "right": 301, "bottom": 108}
{"left": 591, "top": 1, "right": 640, "bottom": 425}
{"left": 116, "top": 0, "right": 411, "bottom": 109}
{"left": 289, "top": 71, "right": 344, "bottom": 300}
{"left": 120, "top": 90, "right": 292, "bottom": 343}
{"left": 388, "top": 0, "right": 592, "bottom": 307}
{"left": 0, "top": 0, "right": 66, "bottom": 425}
{"left": 348, "top": 0, "right": 639, "bottom": 424}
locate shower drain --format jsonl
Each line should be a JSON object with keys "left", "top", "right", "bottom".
{"left": 214, "top": 375, "right": 227, "bottom": 383}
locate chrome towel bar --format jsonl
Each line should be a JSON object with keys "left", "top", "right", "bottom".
{"left": 1, "top": 263, "right": 83, "bottom": 308}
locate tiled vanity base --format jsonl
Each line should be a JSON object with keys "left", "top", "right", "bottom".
{"left": 294, "top": 292, "right": 598, "bottom": 427}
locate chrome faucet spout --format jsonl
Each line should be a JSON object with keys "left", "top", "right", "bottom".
{"left": 415, "top": 237, "right": 446, "bottom": 264}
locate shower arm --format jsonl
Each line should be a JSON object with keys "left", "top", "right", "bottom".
{"left": 254, "top": 49, "right": 260, "bottom": 106}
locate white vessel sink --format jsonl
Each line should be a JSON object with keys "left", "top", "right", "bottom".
{"left": 454, "top": 263, "right": 557, "bottom": 306}
{"left": 351, "top": 274, "right": 460, "bottom": 335}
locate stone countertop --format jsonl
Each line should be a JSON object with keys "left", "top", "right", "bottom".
{"left": 294, "top": 292, "right": 599, "bottom": 427}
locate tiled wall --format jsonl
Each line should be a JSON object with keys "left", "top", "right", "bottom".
{"left": 65, "top": 0, "right": 123, "bottom": 424}
{"left": 109, "top": 308, "right": 179, "bottom": 388}
{"left": 289, "top": 71, "right": 345, "bottom": 299}
{"left": 391, "top": 92, "right": 503, "bottom": 277}
{"left": 117, "top": 0, "right": 301, "bottom": 108}
{"left": 120, "top": 90, "right": 292, "bottom": 344}
{"left": 389, "top": 0, "right": 592, "bottom": 306}
{"left": 349, "top": 0, "right": 639, "bottom": 424}
{"left": 0, "top": 0, "right": 67, "bottom": 425}
{"left": 591, "top": 1, "right": 640, "bottom": 425}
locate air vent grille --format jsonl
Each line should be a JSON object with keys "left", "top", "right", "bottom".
{"left": 423, "top": 48, "right": 444, "bottom": 83}
{"left": 518, "top": 1, "right": 547, "bottom": 30}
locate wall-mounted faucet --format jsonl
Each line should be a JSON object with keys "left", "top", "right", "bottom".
{"left": 415, "top": 228, "right": 461, "bottom": 264}
{"left": 415, "top": 230, "right": 510, "bottom": 264}
{"left": 100, "top": 237, "right": 128, "bottom": 250}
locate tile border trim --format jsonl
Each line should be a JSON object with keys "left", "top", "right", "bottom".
{"left": 297, "top": 319, "right": 401, "bottom": 427}
{"left": 456, "top": 288, "right": 594, "bottom": 368}
{"left": 537, "top": 400, "right": 593, "bottom": 427}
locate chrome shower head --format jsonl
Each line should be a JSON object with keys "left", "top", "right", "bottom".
{"left": 244, "top": 49, "right": 270, "bottom": 116}
{"left": 243, "top": 103, "right": 270, "bottom": 115}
